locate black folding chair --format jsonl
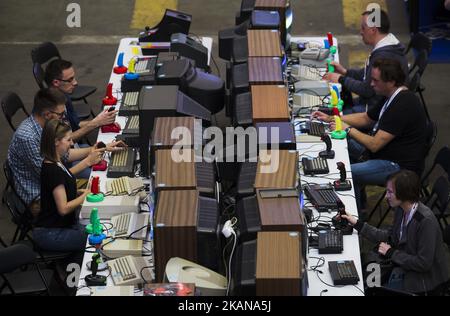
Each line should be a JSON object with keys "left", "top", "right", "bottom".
{"left": 31, "top": 41, "right": 96, "bottom": 120}
{"left": 421, "top": 146, "right": 450, "bottom": 199}
{"left": 1, "top": 92, "right": 30, "bottom": 132}
{"left": 423, "top": 176, "right": 450, "bottom": 231}
{"left": 0, "top": 241, "right": 53, "bottom": 296}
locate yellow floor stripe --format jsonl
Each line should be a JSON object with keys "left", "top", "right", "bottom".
{"left": 348, "top": 49, "right": 370, "bottom": 68}
{"left": 130, "top": 0, "right": 178, "bottom": 30}
{"left": 342, "top": 0, "right": 387, "bottom": 30}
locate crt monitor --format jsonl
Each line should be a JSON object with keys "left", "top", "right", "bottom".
{"left": 231, "top": 239, "right": 257, "bottom": 296}
{"left": 157, "top": 58, "right": 225, "bottom": 115}
{"left": 138, "top": 85, "right": 211, "bottom": 177}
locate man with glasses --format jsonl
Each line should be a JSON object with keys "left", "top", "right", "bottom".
{"left": 7, "top": 88, "right": 123, "bottom": 215}
{"left": 313, "top": 58, "right": 427, "bottom": 211}
{"left": 322, "top": 9, "right": 408, "bottom": 114}
{"left": 45, "top": 59, "right": 117, "bottom": 142}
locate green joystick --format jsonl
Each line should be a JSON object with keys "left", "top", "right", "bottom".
{"left": 331, "top": 130, "right": 347, "bottom": 140}
{"left": 337, "top": 100, "right": 344, "bottom": 112}
{"left": 87, "top": 193, "right": 104, "bottom": 203}
{"left": 327, "top": 59, "right": 335, "bottom": 73}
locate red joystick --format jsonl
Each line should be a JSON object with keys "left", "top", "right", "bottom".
{"left": 113, "top": 65, "right": 128, "bottom": 74}
{"left": 101, "top": 122, "right": 121, "bottom": 133}
{"left": 102, "top": 83, "right": 117, "bottom": 105}
{"left": 92, "top": 160, "right": 107, "bottom": 171}
{"left": 91, "top": 176, "right": 100, "bottom": 195}
{"left": 113, "top": 52, "right": 128, "bottom": 74}
{"left": 327, "top": 32, "right": 333, "bottom": 47}
{"left": 331, "top": 107, "right": 340, "bottom": 116}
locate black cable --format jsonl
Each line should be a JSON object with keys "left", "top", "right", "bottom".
{"left": 128, "top": 224, "right": 150, "bottom": 239}
{"left": 308, "top": 256, "right": 325, "bottom": 272}
{"left": 335, "top": 192, "right": 356, "bottom": 199}
{"left": 315, "top": 269, "right": 345, "bottom": 288}
{"left": 320, "top": 289, "right": 328, "bottom": 296}
{"left": 140, "top": 266, "right": 153, "bottom": 284}
{"left": 353, "top": 285, "right": 365, "bottom": 295}
{"left": 297, "top": 143, "right": 324, "bottom": 151}
{"left": 189, "top": 32, "right": 221, "bottom": 78}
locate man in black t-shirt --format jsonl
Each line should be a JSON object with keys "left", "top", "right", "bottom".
{"left": 313, "top": 58, "right": 427, "bottom": 210}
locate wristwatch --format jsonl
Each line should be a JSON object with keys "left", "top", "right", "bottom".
{"left": 338, "top": 75, "right": 346, "bottom": 85}
{"left": 345, "top": 126, "right": 352, "bottom": 136}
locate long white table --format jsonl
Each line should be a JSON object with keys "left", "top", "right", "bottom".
{"left": 76, "top": 37, "right": 213, "bottom": 296}
{"left": 291, "top": 37, "right": 364, "bottom": 296}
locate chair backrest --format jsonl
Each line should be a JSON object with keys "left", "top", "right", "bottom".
{"left": 30, "top": 42, "right": 61, "bottom": 65}
{"left": 404, "top": 32, "right": 432, "bottom": 56}
{"left": 409, "top": 49, "right": 429, "bottom": 75}
{"left": 424, "top": 176, "right": 450, "bottom": 231}
{"left": 421, "top": 146, "right": 450, "bottom": 198}
{"left": 444, "top": 225, "right": 450, "bottom": 247}
{"left": 408, "top": 69, "right": 421, "bottom": 92}
{"left": 3, "top": 160, "right": 34, "bottom": 238}
{"left": 31, "top": 42, "right": 61, "bottom": 90}
{"left": 428, "top": 176, "right": 450, "bottom": 208}
{"left": 1, "top": 92, "right": 30, "bottom": 131}
{"left": 424, "top": 120, "right": 437, "bottom": 159}
{"left": 33, "top": 62, "right": 47, "bottom": 90}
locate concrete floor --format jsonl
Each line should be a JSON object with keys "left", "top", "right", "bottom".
{"left": 0, "top": 0, "right": 449, "bottom": 286}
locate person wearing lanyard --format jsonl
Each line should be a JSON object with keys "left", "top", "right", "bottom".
{"left": 32, "top": 119, "right": 99, "bottom": 253}
{"left": 45, "top": 59, "right": 119, "bottom": 179}
{"left": 313, "top": 58, "right": 427, "bottom": 211}
{"left": 45, "top": 59, "right": 118, "bottom": 142}
{"left": 340, "top": 170, "right": 449, "bottom": 295}
{"left": 323, "top": 9, "right": 408, "bottom": 114}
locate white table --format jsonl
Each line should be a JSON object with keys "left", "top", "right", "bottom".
{"left": 291, "top": 37, "right": 364, "bottom": 296}
{"left": 76, "top": 37, "right": 213, "bottom": 296}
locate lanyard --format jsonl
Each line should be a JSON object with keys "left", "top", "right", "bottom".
{"left": 363, "top": 55, "right": 370, "bottom": 81}
{"left": 57, "top": 162, "right": 73, "bottom": 178}
{"left": 372, "top": 86, "right": 406, "bottom": 133}
{"left": 400, "top": 202, "right": 418, "bottom": 240}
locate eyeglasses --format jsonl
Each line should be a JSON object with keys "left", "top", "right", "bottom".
{"left": 49, "top": 110, "right": 66, "bottom": 118}
{"left": 58, "top": 76, "right": 76, "bottom": 84}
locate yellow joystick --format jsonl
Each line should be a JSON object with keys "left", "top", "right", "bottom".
{"left": 330, "top": 89, "right": 338, "bottom": 107}
{"left": 331, "top": 115, "right": 347, "bottom": 139}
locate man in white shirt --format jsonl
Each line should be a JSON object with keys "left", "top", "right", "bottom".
{"left": 323, "top": 9, "right": 409, "bottom": 113}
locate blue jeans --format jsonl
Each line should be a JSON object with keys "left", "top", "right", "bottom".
{"left": 348, "top": 140, "right": 400, "bottom": 210}
{"left": 343, "top": 98, "right": 367, "bottom": 115}
{"left": 386, "top": 267, "right": 405, "bottom": 291}
{"left": 32, "top": 223, "right": 87, "bottom": 252}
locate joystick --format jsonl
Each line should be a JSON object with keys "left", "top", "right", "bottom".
{"left": 333, "top": 162, "right": 352, "bottom": 191}
{"left": 319, "top": 134, "right": 335, "bottom": 159}
{"left": 102, "top": 83, "right": 117, "bottom": 106}
{"left": 113, "top": 52, "right": 128, "bottom": 74}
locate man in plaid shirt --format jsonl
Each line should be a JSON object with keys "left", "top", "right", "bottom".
{"left": 7, "top": 88, "right": 123, "bottom": 214}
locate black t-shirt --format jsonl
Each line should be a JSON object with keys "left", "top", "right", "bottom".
{"left": 36, "top": 162, "right": 78, "bottom": 228}
{"left": 367, "top": 90, "right": 427, "bottom": 173}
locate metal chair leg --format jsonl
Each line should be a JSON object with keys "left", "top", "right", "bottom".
{"left": 367, "top": 190, "right": 387, "bottom": 222}
{"left": 376, "top": 206, "right": 392, "bottom": 228}
{"left": 418, "top": 89, "right": 430, "bottom": 122}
